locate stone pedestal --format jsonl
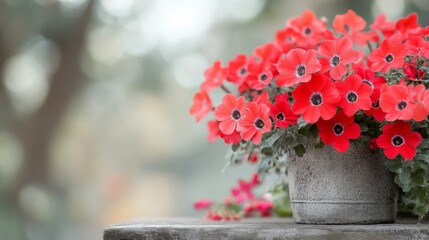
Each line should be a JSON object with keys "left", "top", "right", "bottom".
{"left": 104, "top": 218, "right": 429, "bottom": 240}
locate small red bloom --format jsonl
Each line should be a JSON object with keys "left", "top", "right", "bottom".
{"left": 403, "top": 63, "right": 425, "bottom": 81}
{"left": 254, "top": 91, "right": 271, "bottom": 107}
{"left": 253, "top": 42, "right": 281, "bottom": 74}
{"left": 207, "top": 120, "right": 220, "bottom": 142}
{"left": 370, "top": 14, "right": 395, "bottom": 37}
{"left": 246, "top": 62, "right": 273, "bottom": 90}
{"left": 318, "top": 37, "right": 359, "bottom": 80}
{"left": 412, "top": 85, "right": 429, "bottom": 122}
{"left": 333, "top": 10, "right": 370, "bottom": 46}
{"left": 316, "top": 111, "right": 361, "bottom": 152}
{"left": 207, "top": 120, "right": 241, "bottom": 144}
{"left": 270, "top": 93, "right": 299, "bottom": 128}
{"left": 190, "top": 91, "right": 212, "bottom": 122}
{"left": 287, "top": 10, "right": 327, "bottom": 48}
{"left": 239, "top": 102, "right": 272, "bottom": 144}
{"left": 354, "top": 67, "right": 386, "bottom": 89}
{"left": 275, "top": 27, "right": 299, "bottom": 49}
{"left": 214, "top": 94, "right": 246, "bottom": 135}
{"left": 193, "top": 199, "right": 212, "bottom": 210}
{"left": 200, "top": 61, "right": 228, "bottom": 92}
{"left": 395, "top": 13, "right": 420, "bottom": 35}
{"left": 379, "top": 84, "right": 416, "bottom": 121}
{"left": 364, "top": 88, "right": 386, "bottom": 121}
{"left": 276, "top": 48, "right": 321, "bottom": 87}
{"left": 253, "top": 200, "right": 273, "bottom": 217}
{"left": 406, "top": 36, "right": 429, "bottom": 58}
{"left": 227, "top": 54, "right": 253, "bottom": 84}
{"left": 369, "top": 138, "right": 379, "bottom": 150}
{"left": 368, "top": 39, "right": 407, "bottom": 73}
{"left": 336, "top": 74, "right": 372, "bottom": 116}
{"left": 292, "top": 73, "right": 341, "bottom": 123}
{"left": 376, "top": 121, "right": 422, "bottom": 160}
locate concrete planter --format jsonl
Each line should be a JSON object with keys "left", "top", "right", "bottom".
{"left": 288, "top": 142, "right": 398, "bottom": 224}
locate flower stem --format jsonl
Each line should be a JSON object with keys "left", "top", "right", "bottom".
{"left": 221, "top": 84, "right": 232, "bottom": 94}
{"left": 367, "top": 42, "right": 373, "bottom": 52}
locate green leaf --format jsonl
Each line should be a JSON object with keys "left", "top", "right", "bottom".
{"left": 314, "top": 141, "right": 324, "bottom": 149}
{"left": 399, "top": 168, "right": 411, "bottom": 185}
{"left": 293, "top": 144, "right": 306, "bottom": 157}
{"left": 231, "top": 144, "right": 239, "bottom": 152}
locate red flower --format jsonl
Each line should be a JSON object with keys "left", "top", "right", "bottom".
{"left": 253, "top": 42, "right": 281, "bottom": 74}
{"left": 318, "top": 37, "right": 359, "bottom": 80}
{"left": 275, "top": 27, "right": 299, "bottom": 48}
{"left": 369, "top": 138, "right": 379, "bottom": 150}
{"left": 231, "top": 173, "right": 260, "bottom": 204}
{"left": 379, "top": 84, "right": 416, "bottom": 121}
{"left": 406, "top": 36, "right": 429, "bottom": 58}
{"left": 368, "top": 39, "right": 407, "bottom": 73}
{"left": 207, "top": 120, "right": 220, "bottom": 142}
{"left": 333, "top": 10, "right": 370, "bottom": 46}
{"left": 246, "top": 62, "right": 273, "bottom": 90}
{"left": 190, "top": 91, "right": 212, "bottom": 122}
{"left": 354, "top": 67, "right": 386, "bottom": 89}
{"left": 412, "top": 85, "right": 429, "bottom": 122}
{"left": 395, "top": 13, "right": 420, "bottom": 35}
{"left": 287, "top": 10, "right": 327, "bottom": 48}
{"left": 336, "top": 74, "right": 372, "bottom": 116}
{"left": 254, "top": 91, "right": 271, "bottom": 107}
{"left": 214, "top": 94, "right": 246, "bottom": 135}
{"left": 239, "top": 102, "right": 272, "bottom": 144}
{"left": 291, "top": 73, "right": 341, "bottom": 123}
{"left": 253, "top": 200, "right": 273, "bottom": 217}
{"left": 316, "top": 111, "right": 360, "bottom": 152}
{"left": 365, "top": 88, "right": 386, "bottom": 121}
{"left": 207, "top": 120, "right": 242, "bottom": 144}
{"left": 270, "top": 94, "right": 299, "bottom": 128}
{"left": 403, "top": 63, "right": 425, "bottom": 81}
{"left": 370, "top": 14, "right": 395, "bottom": 37}
{"left": 244, "top": 153, "right": 259, "bottom": 164}
{"left": 276, "top": 48, "right": 321, "bottom": 87}
{"left": 193, "top": 199, "right": 212, "bottom": 210}
{"left": 227, "top": 54, "right": 253, "bottom": 84}
{"left": 201, "top": 61, "right": 228, "bottom": 92}
{"left": 376, "top": 121, "right": 422, "bottom": 160}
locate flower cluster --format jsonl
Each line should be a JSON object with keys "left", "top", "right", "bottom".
{"left": 190, "top": 10, "right": 429, "bottom": 219}
{"left": 194, "top": 172, "right": 275, "bottom": 221}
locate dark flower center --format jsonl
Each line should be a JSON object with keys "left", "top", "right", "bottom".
{"left": 372, "top": 100, "right": 380, "bottom": 108}
{"left": 385, "top": 54, "right": 394, "bottom": 63}
{"left": 333, "top": 123, "right": 344, "bottom": 136}
{"left": 276, "top": 112, "right": 285, "bottom": 120}
{"left": 254, "top": 118, "right": 265, "bottom": 129}
{"left": 232, "top": 109, "right": 241, "bottom": 120}
{"left": 362, "top": 80, "right": 374, "bottom": 88}
{"left": 296, "top": 65, "right": 306, "bottom": 77}
{"left": 238, "top": 67, "right": 247, "bottom": 76}
{"left": 259, "top": 73, "right": 268, "bottom": 81}
{"left": 303, "top": 27, "right": 312, "bottom": 35}
{"left": 331, "top": 55, "right": 340, "bottom": 66}
{"left": 397, "top": 101, "right": 407, "bottom": 110}
{"left": 310, "top": 93, "right": 323, "bottom": 106}
{"left": 344, "top": 24, "right": 351, "bottom": 33}
{"left": 346, "top": 91, "right": 358, "bottom": 103}
{"left": 392, "top": 135, "right": 404, "bottom": 146}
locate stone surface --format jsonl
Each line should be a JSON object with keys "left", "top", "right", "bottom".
{"left": 288, "top": 142, "right": 398, "bottom": 224}
{"left": 104, "top": 218, "right": 429, "bottom": 240}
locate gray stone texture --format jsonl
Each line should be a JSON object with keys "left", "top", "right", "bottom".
{"left": 103, "top": 218, "right": 429, "bottom": 240}
{"left": 288, "top": 142, "right": 398, "bottom": 224}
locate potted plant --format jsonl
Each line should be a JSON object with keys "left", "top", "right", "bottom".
{"left": 190, "top": 10, "right": 429, "bottom": 224}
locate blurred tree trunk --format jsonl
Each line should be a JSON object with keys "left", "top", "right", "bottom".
{"left": 0, "top": 0, "right": 95, "bottom": 221}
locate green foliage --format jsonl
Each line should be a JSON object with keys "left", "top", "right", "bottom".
{"left": 385, "top": 140, "right": 429, "bottom": 220}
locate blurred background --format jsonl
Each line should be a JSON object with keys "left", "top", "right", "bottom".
{"left": 0, "top": 0, "right": 428, "bottom": 239}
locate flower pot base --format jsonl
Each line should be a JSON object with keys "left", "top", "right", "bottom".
{"left": 292, "top": 202, "right": 396, "bottom": 224}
